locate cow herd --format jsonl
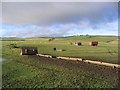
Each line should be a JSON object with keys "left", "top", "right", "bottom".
{"left": 71, "top": 41, "right": 98, "bottom": 46}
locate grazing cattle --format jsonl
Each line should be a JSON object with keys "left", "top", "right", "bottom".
{"left": 89, "top": 41, "right": 98, "bottom": 46}
{"left": 51, "top": 56, "right": 57, "bottom": 58}
{"left": 74, "top": 42, "right": 82, "bottom": 46}
{"left": 53, "top": 48, "right": 56, "bottom": 51}
{"left": 48, "top": 38, "right": 55, "bottom": 41}
{"left": 70, "top": 42, "right": 73, "bottom": 45}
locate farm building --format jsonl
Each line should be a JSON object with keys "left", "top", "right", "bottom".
{"left": 74, "top": 42, "right": 82, "bottom": 46}
{"left": 89, "top": 41, "right": 98, "bottom": 46}
{"left": 20, "top": 47, "right": 38, "bottom": 55}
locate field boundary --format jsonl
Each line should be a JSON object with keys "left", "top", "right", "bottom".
{"left": 37, "top": 54, "right": 120, "bottom": 68}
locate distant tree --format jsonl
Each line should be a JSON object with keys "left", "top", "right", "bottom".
{"left": 86, "top": 34, "right": 92, "bottom": 38}
{"left": 89, "top": 36, "right": 92, "bottom": 38}
{"left": 86, "top": 34, "right": 89, "bottom": 36}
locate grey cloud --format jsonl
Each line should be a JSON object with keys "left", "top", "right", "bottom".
{"left": 2, "top": 2, "right": 118, "bottom": 25}
{"left": 4, "top": 25, "right": 70, "bottom": 37}
{"left": 1, "top": 0, "right": 119, "bottom": 2}
{"left": 2, "top": 19, "right": 117, "bottom": 37}
{"left": 2, "top": 2, "right": 118, "bottom": 37}
{"left": 0, "top": 3, "right": 2, "bottom": 23}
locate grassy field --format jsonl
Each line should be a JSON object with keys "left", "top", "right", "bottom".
{"left": 1, "top": 35, "right": 119, "bottom": 88}
{"left": 2, "top": 35, "right": 118, "bottom": 63}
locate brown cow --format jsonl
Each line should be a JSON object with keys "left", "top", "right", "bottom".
{"left": 74, "top": 42, "right": 82, "bottom": 46}
{"left": 89, "top": 41, "right": 98, "bottom": 46}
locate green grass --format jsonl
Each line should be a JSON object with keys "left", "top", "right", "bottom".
{"left": 2, "top": 35, "right": 119, "bottom": 88}
{"left": 2, "top": 40, "right": 118, "bottom": 63}
{"left": 2, "top": 56, "right": 119, "bottom": 88}
{"left": 1, "top": 38, "right": 25, "bottom": 41}
{"left": 2, "top": 35, "right": 118, "bottom": 63}
{"left": 2, "top": 35, "right": 117, "bottom": 63}
{"left": 2, "top": 36, "right": 118, "bottom": 63}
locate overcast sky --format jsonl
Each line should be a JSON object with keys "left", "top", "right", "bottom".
{"left": 1, "top": 2, "right": 118, "bottom": 37}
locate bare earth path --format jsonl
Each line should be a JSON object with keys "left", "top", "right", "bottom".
{"left": 37, "top": 54, "right": 120, "bottom": 68}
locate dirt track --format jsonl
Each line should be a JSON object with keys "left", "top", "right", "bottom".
{"left": 37, "top": 54, "right": 120, "bottom": 68}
